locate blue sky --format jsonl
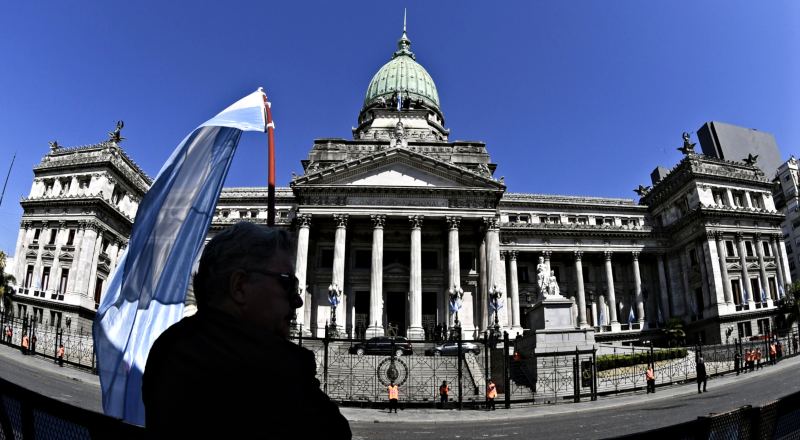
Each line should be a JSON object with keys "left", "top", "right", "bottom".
{"left": 0, "top": 1, "right": 798, "bottom": 256}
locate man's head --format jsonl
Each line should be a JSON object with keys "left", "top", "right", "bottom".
{"left": 193, "top": 222, "right": 301, "bottom": 338}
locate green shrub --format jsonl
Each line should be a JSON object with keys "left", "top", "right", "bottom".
{"left": 595, "top": 348, "right": 688, "bottom": 372}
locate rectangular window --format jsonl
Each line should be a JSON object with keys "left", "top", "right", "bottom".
{"left": 540, "top": 216, "right": 549, "bottom": 224}
{"left": 751, "top": 194, "right": 763, "bottom": 209}
{"left": 101, "top": 238, "right": 110, "bottom": 253}
{"left": 725, "top": 241, "right": 736, "bottom": 257}
{"left": 750, "top": 278, "right": 763, "bottom": 302}
{"left": 33, "top": 228, "right": 41, "bottom": 243}
{"left": 768, "top": 277, "right": 777, "bottom": 300}
{"left": 33, "top": 307, "right": 43, "bottom": 324}
{"left": 578, "top": 217, "right": 588, "bottom": 225}
{"left": 94, "top": 278, "right": 104, "bottom": 308}
{"left": 79, "top": 176, "right": 90, "bottom": 189}
{"left": 737, "top": 321, "right": 753, "bottom": 337}
{"left": 41, "top": 266, "right": 51, "bottom": 291}
{"left": 549, "top": 216, "right": 561, "bottom": 224}
{"left": 745, "top": 242, "right": 754, "bottom": 257}
{"left": 762, "top": 242, "right": 771, "bottom": 257}
{"left": 508, "top": 215, "right": 518, "bottom": 223}
{"left": 48, "top": 229, "right": 57, "bottom": 245}
{"left": 67, "top": 229, "right": 75, "bottom": 246}
{"left": 25, "top": 265, "right": 34, "bottom": 288}
{"left": 621, "top": 218, "right": 629, "bottom": 226}
{"left": 50, "top": 311, "right": 62, "bottom": 328}
{"left": 731, "top": 280, "right": 742, "bottom": 306}
{"left": 757, "top": 318, "right": 770, "bottom": 335}
{"left": 519, "top": 215, "right": 530, "bottom": 223}
{"left": 58, "top": 269, "right": 69, "bottom": 295}
{"left": 595, "top": 218, "right": 603, "bottom": 226}
{"left": 17, "top": 304, "right": 27, "bottom": 318}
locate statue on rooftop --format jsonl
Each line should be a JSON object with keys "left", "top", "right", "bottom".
{"left": 108, "top": 120, "right": 125, "bottom": 143}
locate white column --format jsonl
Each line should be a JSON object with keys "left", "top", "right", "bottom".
{"left": 484, "top": 218, "right": 503, "bottom": 330}
{"left": 407, "top": 215, "right": 424, "bottom": 339}
{"left": 589, "top": 292, "right": 598, "bottom": 327}
{"left": 508, "top": 251, "right": 522, "bottom": 333}
{"left": 367, "top": 215, "right": 385, "bottom": 338}
{"left": 714, "top": 232, "right": 733, "bottom": 305}
{"left": 478, "top": 237, "right": 488, "bottom": 332}
{"left": 331, "top": 214, "right": 348, "bottom": 333}
{"left": 295, "top": 214, "right": 311, "bottom": 335}
{"left": 771, "top": 234, "right": 787, "bottom": 296}
{"left": 447, "top": 216, "right": 474, "bottom": 339}
{"left": 754, "top": 233, "right": 771, "bottom": 306}
{"left": 736, "top": 233, "right": 754, "bottom": 307}
{"left": 773, "top": 234, "right": 792, "bottom": 288}
{"left": 574, "top": 251, "right": 588, "bottom": 328}
{"left": 67, "top": 223, "right": 88, "bottom": 293}
{"left": 603, "top": 251, "right": 619, "bottom": 330}
{"left": 499, "top": 251, "right": 509, "bottom": 327}
{"left": 632, "top": 252, "right": 644, "bottom": 324}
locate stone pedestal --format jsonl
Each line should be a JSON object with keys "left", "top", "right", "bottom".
{"left": 522, "top": 296, "right": 595, "bottom": 353}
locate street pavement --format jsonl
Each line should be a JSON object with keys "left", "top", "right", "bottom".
{"left": 0, "top": 341, "right": 798, "bottom": 439}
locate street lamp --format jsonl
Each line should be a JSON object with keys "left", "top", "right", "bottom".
{"left": 448, "top": 284, "right": 464, "bottom": 339}
{"left": 328, "top": 283, "right": 341, "bottom": 337}
{"left": 489, "top": 284, "right": 503, "bottom": 340}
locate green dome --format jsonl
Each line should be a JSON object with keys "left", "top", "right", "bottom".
{"left": 363, "top": 31, "right": 440, "bottom": 111}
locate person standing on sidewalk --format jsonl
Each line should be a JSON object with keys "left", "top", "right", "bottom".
{"left": 486, "top": 379, "right": 497, "bottom": 410}
{"left": 56, "top": 344, "right": 65, "bottom": 367}
{"left": 756, "top": 348, "right": 762, "bottom": 370}
{"left": 696, "top": 356, "right": 707, "bottom": 394}
{"left": 734, "top": 351, "right": 741, "bottom": 376}
{"left": 21, "top": 334, "right": 29, "bottom": 355}
{"left": 4, "top": 325, "right": 11, "bottom": 343}
{"left": 387, "top": 382, "right": 399, "bottom": 414}
{"left": 769, "top": 342, "right": 777, "bottom": 365}
{"left": 439, "top": 380, "right": 450, "bottom": 409}
{"left": 645, "top": 365, "right": 655, "bottom": 394}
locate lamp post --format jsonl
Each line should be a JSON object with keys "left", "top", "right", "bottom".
{"left": 448, "top": 284, "right": 464, "bottom": 340}
{"left": 489, "top": 284, "right": 503, "bottom": 341}
{"left": 328, "top": 283, "right": 341, "bottom": 337}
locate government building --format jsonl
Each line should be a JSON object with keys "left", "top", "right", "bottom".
{"left": 7, "top": 29, "right": 795, "bottom": 346}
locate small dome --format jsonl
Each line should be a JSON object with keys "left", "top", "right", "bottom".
{"left": 363, "top": 31, "right": 440, "bottom": 111}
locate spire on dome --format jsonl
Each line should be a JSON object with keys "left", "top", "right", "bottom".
{"left": 393, "top": 9, "right": 414, "bottom": 60}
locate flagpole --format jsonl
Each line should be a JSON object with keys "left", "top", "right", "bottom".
{"left": 0, "top": 152, "right": 16, "bottom": 208}
{"left": 261, "top": 90, "right": 276, "bottom": 226}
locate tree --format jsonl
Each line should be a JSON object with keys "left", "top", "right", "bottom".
{"left": 661, "top": 318, "right": 686, "bottom": 347}
{"left": 777, "top": 281, "right": 800, "bottom": 331}
{"left": 0, "top": 251, "right": 16, "bottom": 315}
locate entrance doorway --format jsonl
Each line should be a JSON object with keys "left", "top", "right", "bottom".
{"left": 386, "top": 292, "right": 406, "bottom": 336}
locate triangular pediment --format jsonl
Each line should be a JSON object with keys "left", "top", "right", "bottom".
{"left": 292, "top": 147, "right": 504, "bottom": 190}
{"left": 341, "top": 163, "right": 461, "bottom": 187}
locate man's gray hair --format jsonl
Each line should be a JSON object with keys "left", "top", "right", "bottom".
{"left": 193, "top": 222, "right": 295, "bottom": 309}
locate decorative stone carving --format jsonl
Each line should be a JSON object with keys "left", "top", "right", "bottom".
{"left": 446, "top": 216, "right": 460, "bottom": 230}
{"left": 108, "top": 121, "right": 125, "bottom": 143}
{"left": 408, "top": 215, "right": 423, "bottom": 229}
{"left": 677, "top": 132, "right": 696, "bottom": 155}
{"left": 370, "top": 214, "right": 386, "bottom": 228}
{"left": 296, "top": 213, "right": 312, "bottom": 228}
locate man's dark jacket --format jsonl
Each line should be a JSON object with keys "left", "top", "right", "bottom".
{"left": 143, "top": 309, "right": 351, "bottom": 439}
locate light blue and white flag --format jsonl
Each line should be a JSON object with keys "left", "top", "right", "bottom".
{"left": 779, "top": 283, "right": 785, "bottom": 299}
{"left": 93, "top": 89, "right": 268, "bottom": 425}
{"left": 761, "top": 287, "right": 767, "bottom": 303}
{"left": 656, "top": 306, "right": 664, "bottom": 325}
{"left": 599, "top": 305, "right": 606, "bottom": 326}
{"left": 628, "top": 307, "right": 635, "bottom": 324}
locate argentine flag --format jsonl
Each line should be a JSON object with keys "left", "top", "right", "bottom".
{"left": 93, "top": 89, "right": 268, "bottom": 425}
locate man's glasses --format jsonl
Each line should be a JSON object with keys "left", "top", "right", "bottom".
{"left": 246, "top": 269, "right": 299, "bottom": 297}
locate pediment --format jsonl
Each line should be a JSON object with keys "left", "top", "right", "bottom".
{"left": 41, "top": 252, "right": 54, "bottom": 261}
{"left": 59, "top": 252, "right": 74, "bottom": 261}
{"left": 292, "top": 147, "right": 504, "bottom": 190}
{"left": 727, "top": 263, "right": 741, "bottom": 271}
{"left": 26, "top": 250, "right": 38, "bottom": 260}
{"left": 341, "top": 163, "right": 461, "bottom": 187}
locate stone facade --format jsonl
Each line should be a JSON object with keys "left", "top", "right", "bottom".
{"left": 774, "top": 156, "right": 800, "bottom": 282}
{"left": 6, "top": 30, "right": 791, "bottom": 345}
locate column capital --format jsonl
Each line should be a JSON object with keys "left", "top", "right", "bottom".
{"left": 542, "top": 250, "right": 552, "bottom": 259}
{"left": 446, "top": 216, "right": 461, "bottom": 230}
{"left": 297, "top": 213, "right": 312, "bottom": 228}
{"left": 499, "top": 251, "right": 506, "bottom": 261}
{"left": 370, "top": 214, "right": 386, "bottom": 229}
{"left": 58, "top": 220, "right": 66, "bottom": 229}
{"left": 770, "top": 233, "right": 781, "bottom": 243}
{"left": 735, "top": 231, "right": 745, "bottom": 242}
{"left": 333, "top": 214, "right": 348, "bottom": 228}
{"left": 409, "top": 215, "right": 424, "bottom": 229}
{"left": 631, "top": 251, "right": 640, "bottom": 260}
{"left": 483, "top": 217, "right": 498, "bottom": 230}
{"left": 754, "top": 232, "right": 762, "bottom": 240}
{"left": 706, "top": 230, "right": 717, "bottom": 240}
{"left": 604, "top": 250, "right": 613, "bottom": 261}
{"left": 574, "top": 250, "right": 583, "bottom": 260}
{"left": 509, "top": 250, "right": 518, "bottom": 260}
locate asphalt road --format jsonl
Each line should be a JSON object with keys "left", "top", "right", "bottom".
{"left": 1, "top": 342, "right": 797, "bottom": 439}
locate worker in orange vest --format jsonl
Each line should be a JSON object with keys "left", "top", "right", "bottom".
{"left": 387, "top": 382, "right": 399, "bottom": 413}
{"left": 646, "top": 365, "right": 656, "bottom": 394}
{"left": 56, "top": 344, "right": 65, "bottom": 367}
{"left": 21, "top": 334, "right": 29, "bottom": 355}
{"left": 769, "top": 342, "right": 777, "bottom": 365}
{"left": 439, "top": 380, "right": 450, "bottom": 409}
{"left": 486, "top": 379, "right": 497, "bottom": 410}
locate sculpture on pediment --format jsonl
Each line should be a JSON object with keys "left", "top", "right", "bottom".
{"left": 743, "top": 153, "right": 759, "bottom": 166}
{"left": 48, "top": 140, "right": 60, "bottom": 152}
{"left": 634, "top": 184, "right": 651, "bottom": 197}
{"left": 394, "top": 121, "right": 406, "bottom": 140}
{"left": 677, "top": 131, "right": 696, "bottom": 155}
{"left": 108, "top": 120, "right": 125, "bottom": 143}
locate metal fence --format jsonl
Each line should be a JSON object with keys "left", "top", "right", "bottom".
{"left": 288, "top": 327, "right": 800, "bottom": 407}
{"left": 0, "top": 314, "right": 96, "bottom": 370}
